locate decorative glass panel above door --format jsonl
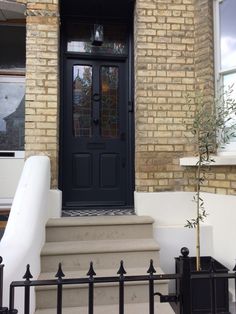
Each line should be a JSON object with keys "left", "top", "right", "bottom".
{"left": 100, "top": 66, "right": 119, "bottom": 138}
{"left": 73, "top": 65, "right": 92, "bottom": 137}
{"left": 67, "top": 23, "right": 127, "bottom": 55}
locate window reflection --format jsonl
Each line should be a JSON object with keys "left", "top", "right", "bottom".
{"left": 67, "top": 23, "right": 127, "bottom": 55}
{"left": 223, "top": 72, "right": 236, "bottom": 141}
{"left": 219, "top": 0, "right": 236, "bottom": 145}
{"left": 73, "top": 65, "right": 92, "bottom": 137}
{"left": 220, "top": 0, "right": 236, "bottom": 69}
{"left": 100, "top": 66, "right": 119, "bottom": 138}
{"left": 0, "top": 78, "right": 25, "bottom": 150}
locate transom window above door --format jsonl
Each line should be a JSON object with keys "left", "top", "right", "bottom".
{"left": 66, "top": 23, "right": 128, "bottom": 55}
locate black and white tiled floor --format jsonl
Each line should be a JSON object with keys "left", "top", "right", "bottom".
{"left": 62, "top": 208, "right": 135, "bottom": 217}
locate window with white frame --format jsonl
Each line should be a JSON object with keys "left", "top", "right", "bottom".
{"left": 214, "top": 0, "right": 236, "bottom": 153}
{"left": 0, "top": 24, "right": 26, "bottom": 152}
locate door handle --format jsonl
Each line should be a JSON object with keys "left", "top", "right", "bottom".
{"left": 93, "top": 93, "right": 101, "bottom": 102}
{"left": 93, "top": 119, "right": 99, "bottom": 125}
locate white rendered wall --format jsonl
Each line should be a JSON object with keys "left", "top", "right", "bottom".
{"left": 135, "top": 191, "right": 236, "bottom": 272}
{"left": 0, "top": 156, "right": 24, "bottom": 204}
{"left": 0, "top": 156, "right": 61, "bottom": 314}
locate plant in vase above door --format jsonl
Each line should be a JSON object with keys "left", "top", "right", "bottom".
{"left": 184, "top": 85, "right": 236, "bottom": 271}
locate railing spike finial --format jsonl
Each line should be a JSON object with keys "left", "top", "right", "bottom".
{"left": 147, "top": 259, "right": 156, "bottom": 275}
{"left": 55, "top": 263, "right": 65, "bottom": 280}
{"left": 87, "top": 262, "right": 96, "bottom": 278}
{"left": 23, "top": 264, "right": 33, "bottom": 282}
{"left": 117, "top": 260, "right": 127, "bottom": 277}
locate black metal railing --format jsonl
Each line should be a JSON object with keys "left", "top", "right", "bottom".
{"left": 1, "top": 248, "right": 236, "bottom": 314}
{"left": 0, "top": 258, "right": 180, "bottom": 314}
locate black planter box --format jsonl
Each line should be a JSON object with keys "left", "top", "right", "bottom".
{"left": 175, "top": 255, "right": 229, "bottom": 314}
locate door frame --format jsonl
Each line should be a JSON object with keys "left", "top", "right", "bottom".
{"left": 59, "top": 17, "right": 134, "bottom": 209}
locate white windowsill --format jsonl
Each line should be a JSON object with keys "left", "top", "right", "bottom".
{"left": 180, "top": 155, "right": 236, "bottom": 166}
{"left": 0, "top": 151, "right": 25, "bottom": 159}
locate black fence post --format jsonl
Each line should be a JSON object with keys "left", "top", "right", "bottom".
{"left": 87, "top": 262, "right": 96, "bottom": 314}
{"left": 147, "top": 259, "right": 156, "bottom": 314}
{"left": 117, "top": 260, "right": 126, "bottom": 314}
{"left": 0, "top": 257, "right": 8, "bottom": 314}
{"left": 0, "top": 257, "right": 3, "bottom": 308}
{"left": 55, "top": 263, "right": 65, "bottom": 314}
{"left": 23, "top": 264, "right": 33, "bottom": 314}
{"left": 177, "top": 247, "right": 191, "bottom": 314}
{"left": 9, "top": 284, "right": 17, "bottom": 314}
{"left": 210, "top": 259, "right": 217, "bottom": 314}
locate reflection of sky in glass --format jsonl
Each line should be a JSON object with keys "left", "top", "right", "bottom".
{"left": 0, "top": 83, "right": 24, "bottom": 131}
{"left": 68, "top": 40, "right": 126, "bottom": 55}
{"left": 223, "top": 72, "right": 236, "bottom": 137}
{"left": 73, "top": 65, "right": 85, "bottom": 81}
{"left": 224, "top": 72, "right": 236, "bottom": 97}
{"left": 220, "top": 0, "right": 236, "bottom": 69}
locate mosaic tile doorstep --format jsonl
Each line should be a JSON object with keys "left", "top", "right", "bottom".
{"left": 62, "top": 208, "right": 135, "bottom": 217}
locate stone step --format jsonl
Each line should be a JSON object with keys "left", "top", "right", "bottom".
{"left": 46, "top": 215, "right": 154, "bottom": 242}
{"left": 41, "top": 238, "right": 160, "bottom": 272}
{"left": 35, "top": 302, "right": 175, "bottom": 314}
{"left": 37, "top": 215, "right": 174, "bottom": 313}
{"left": 36, "top": 268, "right": 168, "bottom": 308}
{"left": 36, "top": 267, "right": 168, "bottom": 308}
{"left": 36, "top": 280, "right": 168, "bottom": 308}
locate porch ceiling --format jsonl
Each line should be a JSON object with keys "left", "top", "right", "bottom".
{"left": 61, "top": 0, "right": 134, "bottom": 19}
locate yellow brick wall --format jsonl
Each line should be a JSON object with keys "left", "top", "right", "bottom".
{"left": 21, "top": 0, "right": 236, "bottom": 195}
{"left": 134, "top": 0, "right": 236, "bottom": 195}
{"left": 134, "top": 0, "right": 195, "bottom": 192}
{"left": 24, "top": 0, "right": 59, "bottom": 187}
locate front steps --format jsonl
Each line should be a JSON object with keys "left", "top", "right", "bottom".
{"left": 36, "top": 215, "right": 174, "bottom": 313}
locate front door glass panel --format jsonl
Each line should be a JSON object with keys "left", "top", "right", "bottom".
{"left": 100, "top": 66, "right": 119, "bottom": 138}
{"left": 73, "top": 65, "right": 92, "bottom": 137}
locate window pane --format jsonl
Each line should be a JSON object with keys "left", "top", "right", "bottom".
{"left": 100, "top": 66, "right": 119, "bottom": 138}
{"left": 73, "top": 65, "right": 92, "bottom": 137}
{"left": 223, "top": 72, "right": 236, "bottom": 141}
{"left": 0, "top": 78, "right": 25, "bottom": 150}
{"left": 220, "top": 0, "right": 236, "bottom": 69}
{"left": 0, "top": 26, "right": 26, "bottom": 69}
{"left": 67, "top": 23, "right": 127, "bottom": 55}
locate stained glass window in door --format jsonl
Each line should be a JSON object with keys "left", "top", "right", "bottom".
{"left": 73, "top": 65, "right": 92, "bottom": 137}
{"left": 100, "top": 66, "right": 119, "bottom": 138}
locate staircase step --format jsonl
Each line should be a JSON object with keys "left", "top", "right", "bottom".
{"left": 46, "top": 215, "right": 154, "bottom": 242}
{"left": 36, "top": 215, "right": 174, "bottom": 313}
{"left": 36, "top": 281, "right": 168, "bottom": 308}
{"left": 36, "top": 268, "right": 168, "bottom": 308}
{"left": 35, "top": 302, "right": 175, "bottom": 314}
{"left": 41, "top": 239, "right": 160, "bottom": 272}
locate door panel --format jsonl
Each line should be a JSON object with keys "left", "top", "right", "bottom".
{"left": 100, "top": 153, "right": 119, "bottom": 188}
{"left": 72, "top": 153, "right": 92, "bottom": 188}
{"left": 62, "top": 59, "right": 129, "bottom": 209}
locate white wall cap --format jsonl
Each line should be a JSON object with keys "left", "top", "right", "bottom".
{"left": 180, "top": 155, "right": 236, "bottom": 166}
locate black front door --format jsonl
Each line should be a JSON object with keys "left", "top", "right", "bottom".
{"left": 62, "top": 58, "right": 131, "bottom": 209}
